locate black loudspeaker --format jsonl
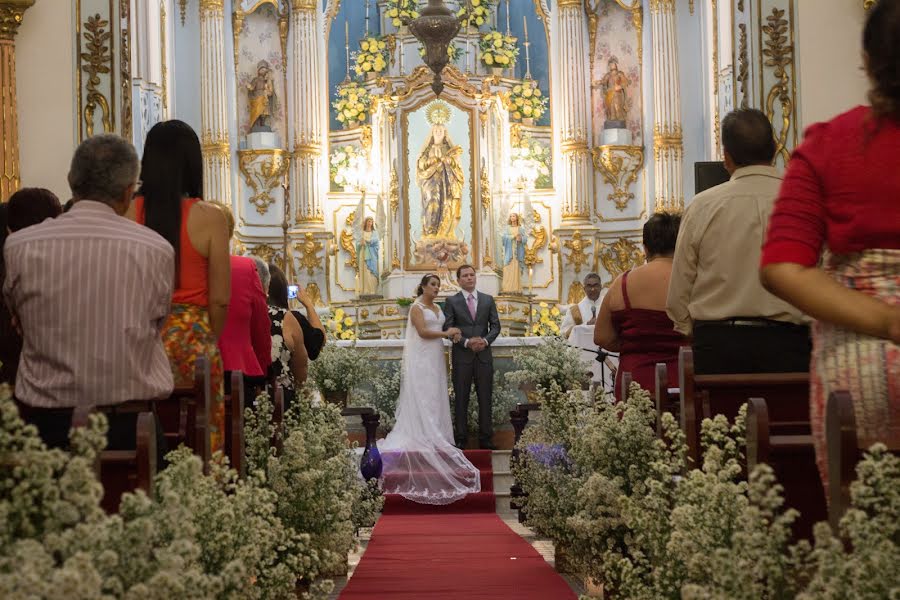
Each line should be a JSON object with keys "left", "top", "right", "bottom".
{"left": 694, "top": 161, "right": 731, "bottom": 194}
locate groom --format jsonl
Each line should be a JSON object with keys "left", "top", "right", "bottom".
{"left": 443, "top": 264, "right": 502, "bottom": 449}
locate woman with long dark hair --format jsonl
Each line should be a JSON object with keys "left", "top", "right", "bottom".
{"left": 760, "top": 0, "right": 900, "bottom": 491}
{"left": 128, "top": 119, "right": 231, "bottom": 453}
{"left": 267, "top": 265, "right": 326, "bottom": 361}
{"left": 265, "top": 264, "right": 308, "bottom": 405}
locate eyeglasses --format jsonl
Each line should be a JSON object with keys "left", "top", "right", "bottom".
{"left": 584, "top": 283, "right": 601, "bottom": 289}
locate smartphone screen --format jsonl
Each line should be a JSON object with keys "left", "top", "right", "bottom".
{"left": 287, "top": 284, "right": 299, "bottom": 299}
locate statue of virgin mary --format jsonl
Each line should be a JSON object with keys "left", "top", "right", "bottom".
{"left": 416, "top": 102, "right": 464, "bottom": 239}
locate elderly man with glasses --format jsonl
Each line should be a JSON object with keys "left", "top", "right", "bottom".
{"left": 562, "top": 272, "right": 605, "bottom": 339}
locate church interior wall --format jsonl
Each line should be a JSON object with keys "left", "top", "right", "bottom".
{"left": 676, "top": 2, "right": 711, "bottom": 204}
{"left": 172, "top": 1, "right": 202, "bottom": 143}
{"left": 16, "top": 1, "right": 77, "bottom": 201}
{"left": 794, "top": 0, "right": 867, "bottom": 130}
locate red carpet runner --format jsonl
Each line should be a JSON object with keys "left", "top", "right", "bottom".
{"left": 339, "top": 450, "right": 577, "bottom": 600}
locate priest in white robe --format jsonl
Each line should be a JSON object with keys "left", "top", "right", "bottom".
{"left": 561, "top": 272, "right": 605, "bottom": 339}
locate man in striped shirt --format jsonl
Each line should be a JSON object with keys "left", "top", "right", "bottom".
{"left": 3, "top": 134, "right": 174, "bottom": 446}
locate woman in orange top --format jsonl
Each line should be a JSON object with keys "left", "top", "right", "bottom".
{"left": 128, "top": 120, "right": 231, "bottom": 453}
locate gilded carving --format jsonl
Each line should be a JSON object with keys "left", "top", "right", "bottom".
{"left": 392, "top": 244, "right": 401, "bottom": 270}
{"left": 389, "top": 167, "right": 399, "bottom": 216}
{"left": 159, "top": 3, "right": 167, "bottom": 118}
{"left": 738, "top": 24, "right": 749, "bottom": 109}
{"left": 120, "top": 0, "right": 132, "bottom": 137}
{"left": 737, "top": 0, "right": 744, "bottom": 11}
{"left": 567, "top": 281, "right": 586, "bottom": 305}
{"left": 249, "top": 243, "right": 284, "bottom": 271}
{"left": 393, "top": 65, "right": 479, "bottom": 102}
{"left": 340, "top": 220, "right": 357, "bottom": 269}
{"left": 479, "top": 165, "right": 491, "bottom": 212}
{"left": 597, "top": 237, "right": 644, "bottom": 287}
{"left": 864, "top": 0, "right": 875, "bottom": 8}
{"left": 592, "top": 145, "right": 645, "bottom": 211}
{"left": 524, "top": 224, "right": 547, "bottom": 268}
{"left": 374, "top": 305, "right": 399, "bottom": 317}
{"left": 563, "top": 231, "right": 592, "bottom": 275}
{"left": 290, "top": 0, "right": 317, "bottom": 10}
{"left": 360, "top": 125, "right": 373, "bottom": 152}
{"left": 762, "top": 7, "right": 795, "bottom": 165}
{"left": 295, "top": 232, "right": 324, "bottom": 275}
{"left": 0, "top": 0, "right": 33, "bottom": 201}
{"left": 199, "top": 0, "right": 225, "bottom": 11}
{"left": 237, "top": 150, "right": 289, "bottom": 215}
{"left": 81, "top": 13, "right": 114, "bottom": 138}
{"left": 305, "top": 282, "right": 325, "bottom": 308}
{"left": 179, "top": 0, "right": 187, "bottom": 25}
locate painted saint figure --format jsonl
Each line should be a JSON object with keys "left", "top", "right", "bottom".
{"left": 500, "top": 212, "right": 527, "bottom": 294}
{"left": 356, "top": 216, "right": 380, "bottom": 296}
{"left": 416, "top": 121, "right": 464, "bottom": 240}
{"left": 596, "top": 56, "right": 628, "bottom": 127}
{"left": 247, "top": 60, "right": 275, "bottom": 132}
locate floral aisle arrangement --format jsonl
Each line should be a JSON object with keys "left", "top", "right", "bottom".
{"left": 353, "top": 35, "right": 389, "bottom": 78}
{"left": 528, "top": 301, "right": 561, "bottom": 337}
{"left": 506, "top": 335, "right": 588, "bottom": 396}
{"left": 329, "top": 145, "right": 362, "bottom": 190}
{"left": 457, "top": 0, "right": 495, "bottom": 28}
{"left": 309, "top": 342, "right": 376, "bottom": 403}
{"left": 332, "top": 81, "right": 371, "bottom": 129}
{"left": 325, "top": 306, "right": 357, "bottom": 340}
{"left": 509, "top": 78, "right": 549, "bottom": 123}
{"left": 385, "top": 0, "right": 418, "bottom": 28}
{"left": 479, "top": 29, "right": 518, "bottom": 70}
{"left": 351, "top": 361, "right": 402, "bottom": 434}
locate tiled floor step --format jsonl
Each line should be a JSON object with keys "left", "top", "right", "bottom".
{"left": 491, "top": 449, "right": 512, "bottom": 472}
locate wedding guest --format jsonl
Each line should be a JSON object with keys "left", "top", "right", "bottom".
{"left": 266, "top": 263, "right": 308, "bottom": 406}
{"left": 268, "top": 265, "right": 326, "bottom": 361}
{"left": 667, "top": 108, "right": 809, "bottom": 374}
{"left": 212, "top": 201, "right": 271, "bottom": 394}
{"left": 760, "top": 0, "right": 900, "bottom": 490}
{"left": 561, "top": 272, "right": 604, "bottom": 338}
{"left": 4, "top": 135, "right": 173, "bottom": 448}
{"left": 130, "top": 119, "right": 231, "bottom": 453}
{"left": 595, "top": 212, "right": 685, "bottom": 399}
{"left": 1, "top": 188, "right": 63, "bottom": 385}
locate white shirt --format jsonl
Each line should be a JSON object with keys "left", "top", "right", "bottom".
{"left": 562, "top": 294, "right": 604, "bottom": 339}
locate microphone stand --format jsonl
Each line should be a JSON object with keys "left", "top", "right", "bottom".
{"left": 568, "top": 343, "right": 618, "bottom": 399}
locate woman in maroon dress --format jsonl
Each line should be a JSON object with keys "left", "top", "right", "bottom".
{"left": 595, "top": 212, "right": 685, "bottom": 400}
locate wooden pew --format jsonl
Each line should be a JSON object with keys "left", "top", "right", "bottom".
{"left": 746, "top": 397, "right": 825, "bottom": 540}
{"left": 679, "top": 346, "right": 810, "bottom": 466}
{"left": 654, "top": 363, "right": 680, "bottom": 437}
{"left": 71, "top": 405, "right": 157, "bottom": 513}
{"left": 155, "top": 355, "right": 211, "bottom": 469}
{"left": 223, "top": 370, "right": 245, "bottom": 477}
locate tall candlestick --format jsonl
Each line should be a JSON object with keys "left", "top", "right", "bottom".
{"left": 523, "top": 14, "right": 528, "bottom": 40}
{"left": 365, "top": 0, "right": 370, "bottom": 35}
{"left": 523, "top": 16, "right": 531, "bottom": 78}
{"left": 506, "top": 0, "right": 511, "bottom": 35}
{"left": 344, "top": 19, "right": 350, "bottom": 81}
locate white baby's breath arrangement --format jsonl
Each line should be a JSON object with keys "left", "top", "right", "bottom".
{"left": 506, "top": 336, "right": 588, "bottom": 398}
{"left": 309, "top": 342, "right": 375, "bottom": 395}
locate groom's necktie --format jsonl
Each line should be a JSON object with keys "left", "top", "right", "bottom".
{"left": 467, "top": 294, "right": 476, "bottom": 320}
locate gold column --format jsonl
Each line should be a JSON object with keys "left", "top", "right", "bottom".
{"left": 0, "top": 0, "right": 34, "bottom": 202}
{"left": 199, "top": 0, "right": 232, "bottom": 205}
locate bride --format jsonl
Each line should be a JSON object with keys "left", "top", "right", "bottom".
{"left": 378, "top": 274, "right": 482, "bottom": 504}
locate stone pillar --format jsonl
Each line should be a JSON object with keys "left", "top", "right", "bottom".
{"left": 650, "top": 0, "right": 684, "bottom": 212}
{"left": 0, "top": 0, "right": 34, "bottom": 201}
{"left": 555, "top": 0, "right": 592, "bottom": 223}
{"left": 198, "top": 0, "right": 232, "bottom": 205}
{"left": 289, "top": 0, "right": 325, "bottom": 225}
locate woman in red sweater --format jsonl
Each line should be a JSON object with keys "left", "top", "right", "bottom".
{"left": 760, "top": 0, "right": 900, "bottom": 491}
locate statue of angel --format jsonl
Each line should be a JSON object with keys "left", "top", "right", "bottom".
{"left": 351, "top": 193, "right": 385, "bottom": 297}
{"left": 500, "top": 194, "right": 535, "bottom": 295}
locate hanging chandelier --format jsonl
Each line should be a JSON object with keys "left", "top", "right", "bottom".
{"left": 403, "top": 0, "right": 460, "bottom": 96}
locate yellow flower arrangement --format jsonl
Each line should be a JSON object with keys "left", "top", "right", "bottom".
{"left": 385, "top": 0, "right": 419, "bottom": 28}
{"left": 457, "top": 0, "right": 496, "bottom": 28}
{"left": 479, "top": 29, "right": 518, "bottom": 69}
{"left": 529, "top": 301, "right": 562, "bottom": 337}
{"left": 354, "top": 36, "right": 389, "bottom": 77}
{"left": 509, "top": 78, "right": 549, "bottom": 122}
{"left": 332, "top": 81, "right": 371, "bottom": 128}
{"left": 325, "top": 307, "right": 357, "bottom": 340}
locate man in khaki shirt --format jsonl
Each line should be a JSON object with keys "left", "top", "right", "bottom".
{"left": 667, "top": 109, "right": 810, "bottom": 374}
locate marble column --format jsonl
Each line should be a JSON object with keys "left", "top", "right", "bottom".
{"left": 289, "top": 0, "right": 325, "bottom": 225}
{"left": 199, "top": 0, "right": 232, "bottom": 205}
{"left": 650, "top": 0, "right": 684, "bottom": 212}
{"left": 555, "top": 0, "right": 592, "bottom": 223}
{"left": 0, "top": 0, "right": 34, "bottom": 201}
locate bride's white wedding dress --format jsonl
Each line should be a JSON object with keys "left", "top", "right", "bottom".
{"left": 378, "top": 300, "right": 481, "bottom": 504}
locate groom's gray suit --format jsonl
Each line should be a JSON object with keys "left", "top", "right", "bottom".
{"left": 443, "top": 289, "right": 501, "bottom": 447}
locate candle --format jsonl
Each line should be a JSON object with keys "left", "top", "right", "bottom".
{"left": 345, "top": 19, "right": 349, "bottom": 45}
{"left": 523, "top": 15, "right": 528, "bottom": 41}
{"left": 506, "top": 0, "right": 511, "bottom": 34}
{"left": 365, "top": 0, "right": 370, "bottom": 35}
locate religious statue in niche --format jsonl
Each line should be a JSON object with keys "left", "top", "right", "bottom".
{"left": 500, "top": 212, "right": 528, "bottom": 294}
{"left": 247, "top": 60, "right": 275, "bottom": 132}
{"left": 349, "top": 193, "right": 386, "bottom": 297}
{"left": 595, "top": 56, "right": 629, "bottom": 128}
{"left": 417, "top": 102, "right": 464, "bottom": 240}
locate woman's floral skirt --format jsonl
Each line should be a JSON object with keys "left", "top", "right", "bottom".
{"left": 162, "top": 303, "right": 225, "bottom": 454}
